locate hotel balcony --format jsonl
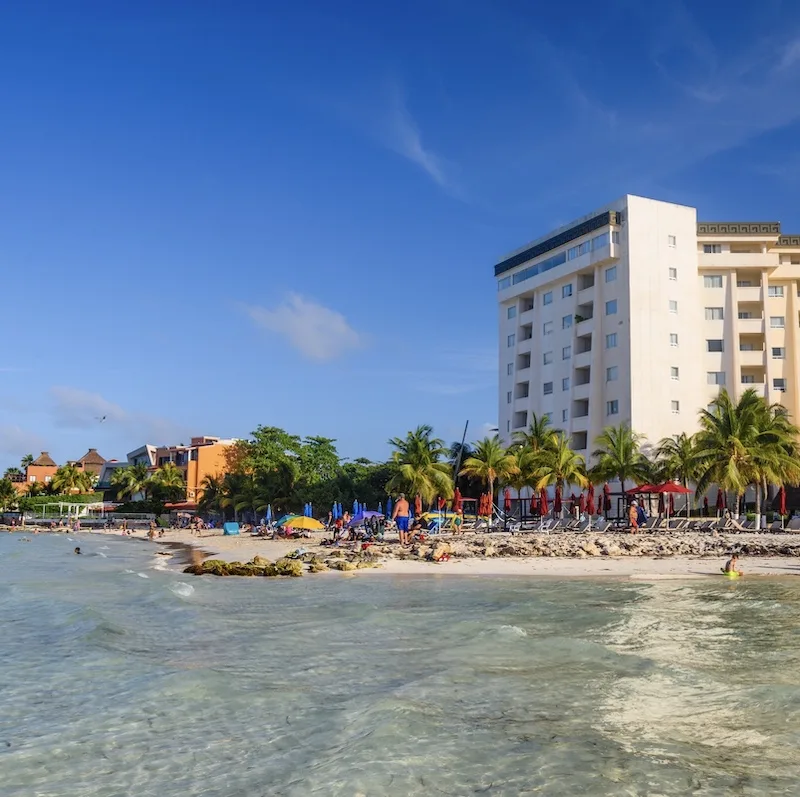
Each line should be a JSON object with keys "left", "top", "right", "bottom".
{"left": 738, "top": 317, "right": 765, "bottom": 334}
{"left": 699, "top": 252, "right": 774, "bottom": 268}
{"left": 737, "top": 286, "right": 763, "bottom": 303}
{"left": 739, "top": 349, "right": 765, "bottom": 367}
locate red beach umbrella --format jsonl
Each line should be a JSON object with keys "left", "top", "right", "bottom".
{"left": 452, "top": 488, "right": 463, "bottom": 513}
{"left": 579, "top": 493, "right": 586, "bottom": 513}
{"left": 587, "top": 483, "right": 596, "bottom": 515}
{"left": 715, "top": 489, "right": 725, "bottom": 512}
{"left": 669, "top": 492, "right": 675, "bottom": 515}
{"left": 658, "top": 493, "right": 665, "bottom": 514}
{"left": 503, "top": 488, "right": 512, "bottom": 513}
{"left": 554, "top": 486, "right": 562, "bottom": 515}
{"left": 703, "top": 495, "right": 709, "bottom": 516}
{"left": 779, "top": 486, "right": 787, "bottom": 516}
{"left": 569, "top": 494, "right": 577, "bottom": 512}
{"left": 603, "top": 482, "right": 611, "bottom": 512}
{"left": 438, "top": 496, "right": 446, "bottom": 510}
{"left": 530, "top": 493, "right": 538, "bottom": 514}
{"left": 415, "top": 493, "right": 423, "bottom": 516}
{"left": 540, "top": 487, "right": 549, "bottom": 515}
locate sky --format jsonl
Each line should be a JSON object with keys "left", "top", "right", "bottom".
{"left": 2, "top": 0, "right": 800, "bottom": 466}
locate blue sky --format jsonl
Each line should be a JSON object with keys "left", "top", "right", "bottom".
{"left": 2, "top": 0, "right": 800, "bottom": 465}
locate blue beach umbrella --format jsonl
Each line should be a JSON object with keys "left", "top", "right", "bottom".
{"left": 309, "top": 502, "right": 313, "bottom": 518}
{"left": 386, "top": 497, "right": 393, "bottom": 518}
{"left": 266, "top": 505, "right": 272, "bottom": 523}
{"left": 353, "top": 499, "right": 359, "bottom": 514}
{"left": 378, "top": 501, "right": 383, "bottom": 515}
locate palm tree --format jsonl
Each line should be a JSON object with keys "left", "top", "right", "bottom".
{"left": 0, "top": 478, "right": 18, "bottom": 512}
{"left": 198, "top": 474, "right": 226, "bottom": 519}
{"left": 152, "top": 462, "right": 185, "bottom": 490}
{"left": 51, "top": 464, "right": 93, "bottom": 495}
{"left": 387, "top": 425, "right": 453, "bottom": 506}
{"left": 694, "top": 389, "right": 800, "bottom": 518}
{"left": 513, "top": 412, "right": 557, "bottom": 454}
{"left": 655, "top": 433, "right": 698, "bottom": 488}
{"left": 534, "top": 431, "right": 588, "bottom": 493}
{"left": 110, "top": 463, "right": 151, "bottom": 501}
{"left": 20, "top": 454, "right": 34, "bottom": 471}
{"left": 3, "top": 467, "right": 22, "bottom": 480}
{"left": 459, "top": 436, "right": 519, "bottom": 502}
{"left": 25, "top": 481, "right": 43, "bottom": 497}
{"left": 590, "top": 423, "right": 651, "bottom": 493}
{"left": 505, "top": 446, "right": 539, "bottom": 515}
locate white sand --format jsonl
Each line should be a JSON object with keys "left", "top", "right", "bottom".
{"left": 72, "top": 527, "right": 800, "bottom": 579}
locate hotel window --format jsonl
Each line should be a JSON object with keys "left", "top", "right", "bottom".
{"left": 507, "top": 363, "right": 514, "bottom": 376}
{"left": 774, "top": 378, "right": 787, "bottom": 392}
{"left": 29, "top": 475, "right": 36, "bottom": 483}
{"left": 770, "top": 316, "right": 785, "bottom": 328}
{"left": 543, "top": 382, "right": 553, "bottom": 395}
{"left": 568, "top": 245, "right": 579, "bottom": 260}
{"left": 605, "top": 265, "right": 617, "bottom": 283}
{"left": 670, "top": 333, "right": 679, "bottom": 347}
{"left": 704, "top": 275, "right": 722, "bottom": 288}
{"left": 668, "top": 235, "right": 677, "bottom": 247}
{"left": 742, "top": 375, "right": 755, "bottom": 384}
{"left": 507, "top": 391, "right": 512, "bottom": 404}
{"left": 562, "top": 284, "right": 573, "bottom": 298}
{"left": 606, "top": 400, "right": 619, "bottom": 416}
{"left": 707, "top": 339, "right": 724, "bottom": 352}
{"left": 579, "top": 241, "right": 590, "bottom": 256}
{"left": 772, "top": 347, "right": 786, "bottom": 359}
{"left": 543, "top": 291, "right": 553, "bottom": 305}
{"left": 562, "top": 408, "right": 569, "bottom": 422}
{"left": 671, "top": 366, "right": 679, "bottom": 380}
{"left": 562, "top": 345, "right": 571, "bottom": 360}
{"left": 562, "top": 377, "right": 570, "bottom": 391}
{"left": 606, "top": 366, "right": 618, "bottom": 382}
{"left": 668, "top": 267, "right": 678, "bottom": 281}
{"left": 671, "top": 400, "right": 680, "bottom": 414}
{"left": 738, "top": 311, "right": 754, "bottom": 319}
{"left": 498, "top": 277, "right": 511, "bottom": 291}
{"left": 669, "top": 300, "right": 678, "bottom": 313}
{"left": 703, "top": 244, "right": 722, "bottom": 253}
{"left": 707, "top": 371, "right": 726, "bottom": 385}
{"left": 705, "top": 307, "right": 724, "bottom": 321}
{"left": 768, "top": 286, "right": 785, "bottom": 298}
{"left": 737, "top": 280, "right": 754, "bottom": 287}
{"left": 507, "top": 333, "right": 515, "bottom": 347}
{"left": 605, "top": 299, "right": 617, "bottom": 315}
{"left": 740, "top": 342, "right": 755, "bottom": 351}
{"left": 612, "top": 231, "right": 620, "bottom": 244}
{"left": 543, "top": 321, "right": 553, "bottom": 335}
{"left": 507, "top": 306, "right": 517, "bottom": 319}
{"left": 562, "top": 314, "right": 573, "bottom": 329}
{"left": 543, "top": 351, "right": 553, "bottom": 365}
{"left": 507, "top": 420, "right": 511, "bottom": 433}
{"left": 606, "top": 333, "right": 618, "bottom": 349}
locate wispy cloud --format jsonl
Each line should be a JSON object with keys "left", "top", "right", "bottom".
{"left": 243, "top": 294, "right": 364, "bottom": 361}
{"left": 381, "top": 83, "right": 453, "bottom": 190}
{"left": 778, "top": 37, "right": 800, "bottom": 70}
{"left": 0, "top": 425, "right": 45, "bottom": 459}
{"left": 403, "top": 347, "right": 497, "bottom": 396}
{"left": 50, "top": 386, "right": 191, "bottom": 445}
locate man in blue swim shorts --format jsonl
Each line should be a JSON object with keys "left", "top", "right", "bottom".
{"left": 392, "top": 493, "right": 410, "bottom": 546}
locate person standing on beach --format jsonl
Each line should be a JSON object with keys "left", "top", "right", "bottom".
{"left": 628, "top": 500, "right": 639, "bottom": 533}
{"left": 393, "top": 493, "right": 410, "bottom": 546}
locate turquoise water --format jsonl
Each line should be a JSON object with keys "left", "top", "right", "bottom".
{"left": 3, "top": 535, "right": 800, "bottom": 796}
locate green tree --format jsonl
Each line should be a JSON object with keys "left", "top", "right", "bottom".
{"left": 198, "top": 474, "right": 226, "bottom": 520}
{"left": 655, "top": 432, "right": 699, "bottom": 488}
{"left": 459, "top": 436, "right": 519, "bottom": 501}
{"left": 51, "top": 464, "right": 93, "bottom": 494}
{"left": 534, "top": 432, "right": 589, "bottom": 493}
{"left": 336, "top": 459, "right": 397, "bottom": 511}
{"left": 387, "top": 425, "right": 453, "bottom": 506}
{"left": 590, "top": 423, "right": 651, "bottom": 492}
{"left": 513, "top": 412, "right": 557, "bottom": 454}
{"left": 20, "top": 454, "right": 34, "bottom": 470}
{"left": 25, "top": 481, "right": 43, "bottom": 497}
{"left": 0, "top": 478, "right": 18, "bottom": 511}
{"left": 151, "top": 462, "right": 186, "bottom": 503}
{"left": 110, "top": 463, "right": 151, "bottom": 501}
{"left": 3, "top": 467, "right": 22, "bottom": 479}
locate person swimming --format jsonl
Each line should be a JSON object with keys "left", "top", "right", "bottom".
{"left": 74, "top": 547, "right": 82, "bottom": 555}
{"left": 722, "top": 553, "right": 743, "bottom": 575}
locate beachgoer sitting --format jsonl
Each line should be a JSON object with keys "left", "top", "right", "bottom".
{"left": 722, "top": 554, "right": 744, "bottom": 576}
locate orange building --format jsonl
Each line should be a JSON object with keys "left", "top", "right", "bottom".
{"left": 153, "top": 436, "right": 235, "bottom": 505}
{"left": 16, "top": 452, "right": 59, "bottom": 493}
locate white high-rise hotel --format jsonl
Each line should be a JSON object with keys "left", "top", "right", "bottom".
{"left": 497, "top": 195, "right": 800, "bottom": 457}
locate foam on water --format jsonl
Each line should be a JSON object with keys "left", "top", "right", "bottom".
{"left": 3, "top": 534, "right": 800, "bottom": 796}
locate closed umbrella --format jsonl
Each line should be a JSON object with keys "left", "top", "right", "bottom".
{"left": 658, "top": 493, "right": 665, "bottom": 514}
{"left": 378, "top": 501, "right": 383, "bottom": 515}
{"left": 415, "top": 494, "right": 423, "bottom": 516}
{"left": 266, "top": 505, "right": 272, "bottom": 524}
{"left": 603, "top": 482, "right": 611, "bottom": 512}
{"left": 668, "top": 492, "right": 675, "bottom": 516}
{"left": 579, "top": 493, "right": 586, "bottom": 514}
{"left": 452, "top": 488, "right": 463, "bottom": 513}
{"left": 587, "top": 484, "right": 596, "bottom": 515}
{"left": 715, "top": 488, "right": 725, "bottom": 514}
{"left": 554, "top": 486, "right": 562, "bottom": 515}
{"left": 530, "top": 493, "right": 538, "bottom": 515}
{"left": 503, "top": 488, "right": 511, "bottom": 513}
{"left": 779, "top": 486, "right": 787, "bottom": 516}
{"left": 703, "top": 496, "right": 709, "bottom": 517}
{"left": 386, "top": 497, "right": 393, "bottom": 519}
{"left": 539, "top": 487, "right": 549, "bottom": 515}
{"left": 353, "top": 499, "right": 359, "bottom": 514}
{"left": 438, "top": 496, "right": 446, "bottom": 511}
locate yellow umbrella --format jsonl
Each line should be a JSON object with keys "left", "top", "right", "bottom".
{"left": 284, "top": 516, "right": 324, "bottom": 531}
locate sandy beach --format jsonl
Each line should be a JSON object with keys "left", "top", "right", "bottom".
{"left": 60, "top": 525, "right": 800, "bottom": 578}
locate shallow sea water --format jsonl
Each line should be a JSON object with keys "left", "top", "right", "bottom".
{"left": 3, "top": 533, "right": 800, "bottom": 796}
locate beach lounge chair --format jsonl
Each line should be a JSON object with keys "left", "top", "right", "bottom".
{"left": 591, "top": 519, "right": 612, "bottom": 533}
{"left": 787, "top": 517, "right": 800, "bottom": 532}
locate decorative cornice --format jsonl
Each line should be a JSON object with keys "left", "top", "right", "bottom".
{"left": 494, "top": 211, "right": 622, "bottom": 276}
{"left": 777, "top": 235, "right": 800, "bottom": 247}
{"left": 697, "top": 221, "right": 781, "bottom": 235}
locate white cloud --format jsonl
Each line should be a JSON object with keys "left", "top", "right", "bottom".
{"left": 778, "top": 38, "right": 800, "bottom": 70}
{"left": 50, "top": 386, "right": 191, "bottom": 445}
{"left": 243, "top": 294, "right": 363, "bottom": 361}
